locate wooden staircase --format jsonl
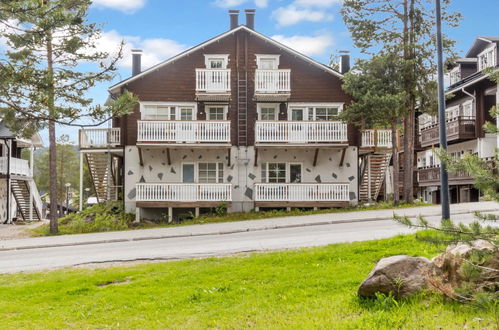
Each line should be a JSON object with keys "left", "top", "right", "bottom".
{"left": 359, "top": 153, "right": 392, "bottom": 202}
{"left": 11, "top": 179, "right": 42, "bottom": 221}
{"left": 85, "top": 152, "right": 116, "bottom": 202}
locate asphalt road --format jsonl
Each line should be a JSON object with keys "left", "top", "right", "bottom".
{"left": 0, "top": 212, "right": 488, "bottom": 273}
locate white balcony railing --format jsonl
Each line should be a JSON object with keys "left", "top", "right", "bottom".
{"left": 255, "top": 69, "right": 291, "bottom": 93}
{"left": 138, "top": 121, "right": 230, "bottom": 144}
{"left": 136, "top": 183, "right": 232, "bottom": 202}
{"left": 255, "top": 183, "right": 350, "bottom": 202}
{"left": 79, "top": 128, "right": 121, "bottom": 148}
{"left": 255, "top": 121, "right": 347, "bottom": 144}
{"left": 0, "top": 157, "right": 31, "bottom": 177}
{"left": 361, "top": 129, "right": 392, "bottom": 148}
{"left": 196, "top": 69, "right": 231, "bottom": 93}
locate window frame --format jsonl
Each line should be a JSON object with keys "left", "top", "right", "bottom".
{"left": 260, "top": 162, "right": 303, "bottom": 183}
{"left": 198, "top": 162, "right": 224, "bottom": 183}
{"left": 140, "top": 102, "right": 197, "bottom": 121}
{"left": 477, "top": 44, "right": 497, "bottom": 71}
{"left": 255, "top": 54, "right": 280, "bottom": 70}
{"left": 287, "top": 103, "right": 344, "bottom": 121}
{"left": 204, "top": 54, "right": 229, "bottom": 69}
{"left": 257, "top": 103, "right": 279, "bottom": 120}
{"left": 206, "top": 105, "right": 228, "bottom": 120}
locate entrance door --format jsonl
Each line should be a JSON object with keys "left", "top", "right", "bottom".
{"left": 177, "top": 108, "right": 196, "bottom": 142}
{"left": 289, "top": 108, "right": 306, "bottom": 142}
{"left": 290, "top": 164, "right": 302, "bottom": 183}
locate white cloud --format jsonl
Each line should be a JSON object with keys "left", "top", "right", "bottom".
{"left": 294, "top": 0, "right": 343, "bottom": 7}
{"left": 96, "top": 30, "right": 189, "bottom": 69}
{"left": 271, "top": 34, "right": 334, "bottom": 56}
{"left": 213, "top": 0, "right": 269, "bottom": 8}
{"left": 272, "top": 5, "right": 333, "bottom": 26}
{"left": 92, "top": 0, "right": 147, "bottom": 13}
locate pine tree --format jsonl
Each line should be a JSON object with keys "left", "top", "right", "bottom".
{"left": 341, "top": 0, "right": 461, "bottom": 203}
{"left": 341, "top": 53, "right": 407, "bottom": 204}
{"left": 0, "top": 0, "right": 137, "bottom": 233}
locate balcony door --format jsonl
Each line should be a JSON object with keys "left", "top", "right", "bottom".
{"left": 177, "top": 108, "right": 196, "bottom": 142}
{"left": 289, "top": 108, "right": 307, "bottom": 143}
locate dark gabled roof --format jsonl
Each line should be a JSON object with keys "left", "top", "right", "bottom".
{"left": 466, "top": 36, "right": 499, "bottom": 57}
{"left": 109, "top": 25, "right": 343, "bottom": 93}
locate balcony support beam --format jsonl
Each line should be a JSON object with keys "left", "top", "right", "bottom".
{"left": 339, "top": 147, "right": 347, "bottom": 167}
{"left": 254, "top": 148, "right": 258, "bottom": 167}
{"left": 166, "top": 148, "right": 171, "bottom": 166}
{"left": 313, "top": 148, "right": 319, "bottom": 167}
{"left": 138, "top": 147, "right": 144, "bottom": 167}
{"left": 227, "top": 148, "right": 231, "bottom": 167}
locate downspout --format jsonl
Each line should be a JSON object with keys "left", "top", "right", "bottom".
{"left": 3, "top": 139, "right": 11, "bottom": 224}
{"left": 461, "top": 87, "right": 476, "bottom": 104}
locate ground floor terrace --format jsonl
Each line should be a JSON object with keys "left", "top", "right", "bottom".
{"left": 121, "top": 145, "right": 359, "bottom": 221}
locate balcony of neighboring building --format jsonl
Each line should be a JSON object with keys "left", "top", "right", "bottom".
{"left": 419, "top": 116, "right": 476, "bottom": 147}
{"left": 0, "top": 157, "right": 32, "bottom": 178}
{"left": 254, "top": 183, "right": 350, "bottom": 208}
{"left": 417, "top": 165, "right": 475, "bottom": 187}
{"left": 136, "top": 182, "right": 232, "bottom": 208}
{"left": 79, "top": 128, "right": 121, "bottom": 150}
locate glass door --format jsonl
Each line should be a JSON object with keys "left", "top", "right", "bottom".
{"left": 290, "top": 108, "right": 306, "bottom": 142}
{"left": 177, "top": 107, "right": 196, "bottom": 142}
{"left": 182, "top": 164, "right": 195, "bottom": 183}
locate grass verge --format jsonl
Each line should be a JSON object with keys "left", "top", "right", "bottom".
{"left": 33, "top": 200, "right": 432, "bottom": 236}
{"left": 0, "top": 234, "right": 495, "bottom": 329}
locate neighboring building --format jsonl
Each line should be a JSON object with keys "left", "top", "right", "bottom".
{"left": 0, "top": 120, "right": 44, "bottom": 223}
{"left": 79, "top": 10, "right": 392, "bottom": 221}
{"left": 417, "top": 37, "right": 498, "bottom": 204}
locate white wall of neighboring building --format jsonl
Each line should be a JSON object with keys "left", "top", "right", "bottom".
{"left": 123, "top": 146, "right": 359, "bottom": 215}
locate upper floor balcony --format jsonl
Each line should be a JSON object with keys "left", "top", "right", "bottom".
{"left": 419, "top": 116, "right": 476, "bottom": 148}
{"left": 195, "top": 69, "right": 231, "bottom": 94}
{"left": 137, "top": 120, "right": 231, "bottom": 146}
{"left": 360, "top": 129, "right": 392, "bottom": 150}
{"left": 79, "top": 128, "right": 121, "bottom": 149}
{"left": 0, "top": 157, "right": 31, "bottom": 177}
{"left": 255, "top": 69, "right": 291, "bottom": 93}
{"left": 255, "top": 121, "right": 348, "bottom": 146}
{"left": 417, "top": 165, "right": 475, "bottom": 186}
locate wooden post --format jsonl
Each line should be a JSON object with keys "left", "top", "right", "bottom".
{"left": 367, "top": 155, "right": 372, "bottom": 202}
{"left": 29, "top": 146, "right": 34, "bottom": 221}
{"left": 79, "top": 152, "right": 84, "bottom": 211}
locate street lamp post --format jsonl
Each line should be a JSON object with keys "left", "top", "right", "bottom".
{"left": 65, "top": 183, "right": 71, "bottom": 216}
{"left": 435, "top": 0, "right": 451, "bottom": 219}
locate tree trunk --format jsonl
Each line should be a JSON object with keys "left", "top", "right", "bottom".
{"left": 47, "top": 33, "right": 58, "bottom": 234}
{"left": 391, "top": 120, "right": 399, "bottom": 205}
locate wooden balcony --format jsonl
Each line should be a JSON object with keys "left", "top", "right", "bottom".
{"left": 255, "top": 121, "right": 348, "bottom": 147}
{"left": 137, "top": 120, "right": 231, "bottom": 147}
{"left": 195, "top": 69, "right": 230, "bottom": 94}
{"left": 419, "top": 117, "right": 476, "bottom": 147}
{"left": 136, "top": 183, "right": 232, "bottom": 207}
{"left": 417, "top": 166, "right": 475, "bottom": 187}
{"left": 0, "top": 157, "right": 31, "bottom": 177}
{"left": 255, "top": 69, "right": 291, "bottom": 94}
{"left": 79, "top": 128, "right": 121, "bottom": 149}
{"left": 360, "top": 129, "right": 392, "bottom": 150}
{"left": 254, "top": 183, "right": 350, "bottom": 208}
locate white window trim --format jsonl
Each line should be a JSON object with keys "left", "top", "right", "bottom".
{"left": 261, "top": 162, "right": 304, "bottom": 183}
{"left": 255, "top": 54, "right": 280, "bottom": 69}
{"left": 286, "top": 103, "right": 344, "bottom": 121}
{"left": 257, "top": 103, "right": 279, "bottom": 120}
{"left": 449, "top": 66, "right": 461, "bottom": 85}
{"left": 461, "top": 100, "right": 474, "bottom": 118}
{"left": 182, "top": 162, "right": 224, "bottom": 183}
{"left": 205, "top": 105, "right": 228, "bottom": 120}
{"left": 477, "top": 44, "right": 497, "bottom": 71}
{"left": 140, "top": 102, "right": 197, "bottom": 120}
{"left": 204, "top": 54, "right": 229, "bottom": 69}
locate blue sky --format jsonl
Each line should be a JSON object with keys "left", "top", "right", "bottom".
{"left": 41, "top": 0, "right": 499, "bottom": 143}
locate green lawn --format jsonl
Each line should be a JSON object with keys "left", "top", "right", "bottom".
{"left": 1, "top": 235, "right": 495, "bottom": 329}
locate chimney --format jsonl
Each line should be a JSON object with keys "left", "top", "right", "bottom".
{"left": 229, "top": 9, "right": 239, "bottom": 30}
{"left": 339, "top": 51, "right": 350, "bottom": 74}
{"left": 245, "top": 9, "right": 255, "bottom": 30}
{"left": 132, "top": 49, "right": 142, "bottom": 76}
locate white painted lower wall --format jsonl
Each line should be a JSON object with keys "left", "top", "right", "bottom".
{"left": 123, "top": 145, "right": 359, "bottom": 215}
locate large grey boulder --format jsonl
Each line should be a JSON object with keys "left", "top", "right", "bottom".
{"left": 358, "top": 255, "right": 432, "bottom": 299}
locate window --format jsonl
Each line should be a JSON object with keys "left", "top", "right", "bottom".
{"left": 462, "top": 100, "right": 474, "bottom": 117}
{"left": 478, "top": 45, "right": 497, "bottom": 71}
{"left": 141, "top": 103, "right": 196, "bottom": 120}
{"left": 287, "top": 104, "right": 343, "bottom": 121}
{"left": 256, "top": 54, "right": 280, "bottom": 69}
{"left": 445, "top": 105, "right": 459, "bottom": 120}
{"left": 261, "top": 163, "right": 286, "bottom": 183}
{"left": 207, "top": 106, "right": 227, "bottom": 120}
{"left": 258, "top": 104, "right": 278, "bottom": 120}
{"left": 204, "top": 54, "right": 229, "bottom": 69}
{"left": 449, "top": 67, "right": 461, "bottom": 85}
{"left": 198, "top": 163, "right": 224, "bottom": 183}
